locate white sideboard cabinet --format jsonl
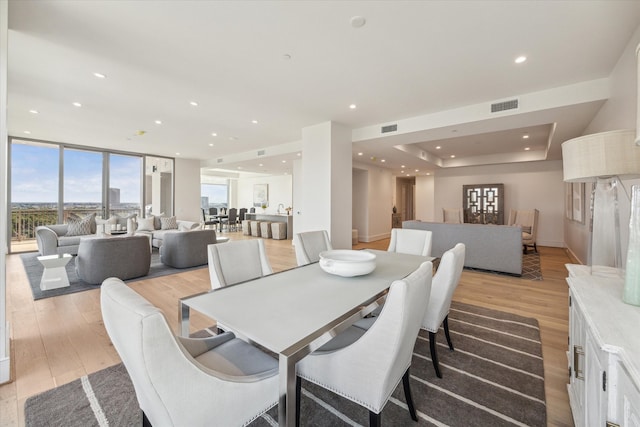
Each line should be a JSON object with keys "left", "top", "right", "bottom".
{"left": 566, "top": 265, "right": 640, "bottom": 427}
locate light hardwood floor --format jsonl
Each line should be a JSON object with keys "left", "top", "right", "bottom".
{"left": 0, "top": 232, "right": 574, "bottom": 426}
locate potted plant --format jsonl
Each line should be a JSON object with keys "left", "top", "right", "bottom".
{"left": 261, "top": 203, "right": 267, "bottom": 212}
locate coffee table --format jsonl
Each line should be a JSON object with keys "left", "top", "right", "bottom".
{"left": 37, "top": 253, "right": 73, "bottom": 291}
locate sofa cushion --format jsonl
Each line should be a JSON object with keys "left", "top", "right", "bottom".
{"left": 137, "top": 217, "right": 156, "bottom": 232}
{"left": 160, "top": 216, "right": 178, "bottom": 230}
{"left": 66, "top": 214, "right": 95, "bottom": 236}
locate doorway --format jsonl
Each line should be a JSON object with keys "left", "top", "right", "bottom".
{"left": 396, "top": 177, "right": 416, "bottom": 223}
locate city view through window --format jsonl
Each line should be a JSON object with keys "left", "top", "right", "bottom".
{"left": 10, "top": 140, "right": 143, "bottom": 253}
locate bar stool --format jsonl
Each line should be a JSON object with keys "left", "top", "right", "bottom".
{"left": 260, "top": 222, "right": 273, "bottom": 238}
{"left": 250, "top": 221, "right": 261, "bottom": 237}
{"left": 242, "top": 220, "right": 251, "bottom": 235}
{"left": 271, "top": 223, "right": 287, "bottom": 240}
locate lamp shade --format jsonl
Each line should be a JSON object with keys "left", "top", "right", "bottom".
{"left": 562, "top": 129, "right": 639, "bottom": 182}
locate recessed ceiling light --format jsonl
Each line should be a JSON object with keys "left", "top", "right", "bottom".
{"left": 415, "top": 169, "right": 419, "bottom": 172}
{"left": 237, "top": 166, "right": 243, "bottom": 170}
{"left": 175, "top": 152, "right": 180, "bottom": 156}
{"left": 350, "top": 15, "right": 366, "bottom": 28}
{"left": 155, "top": 120, "right": 162, "bottom": 125}
{"left": 435, "top": 146, "right": 441, "bottom": 150}
{"left": 349, "top": 104, "right": 357, "bottom": 109}
{"left": 522, "top": 134, "right": 529, "bottom": 139}
{"left": 189, "top": 101, "right": 198, "bottom": 106}
{"left": 358, "top": 152, "right": 363, "bottom": 156}
{"left": 251, "top": 120, "right": 258, "bottom": 124}
{"left": 426, "top": 173, "right": 431, "bottom": 176}
{"left": 93, "top": 72, "right": 106, "bottom": 79}
{"left": 450, "top": 155, "right": 455, "bottom": 158}
{"left": 515, "top": 55, "right": 527, "bottom": 64}
{"left": 208, "top": 143, "right": 214, "bottom": 147}
{"left": 211, "top": 132, "right": 218, "bottom": 137}
{"left": 72, "top": 102, "right": 82, "bottom": 107}
{"left": 297, "top": 152, "right": 301, "bottom": 156}
{"left": 381, "top": 159, "right": 386, "bottom": 163}
{"left": 401, "top": 165, "right": 405, "bottom": 168}
{"left": 29, "top": 109, "right": 38, "bottom": 114}
{"left": 259, "top": 163, "right": 263, "bottom": 167}
{"left": 23, "top": 130, "right": 31, "bottom": 134}
{"left": 282, "top": 160, "right": 287, "bottom": 163}
{"left": 524, "top": 147, "right": 531, "bottom": 151}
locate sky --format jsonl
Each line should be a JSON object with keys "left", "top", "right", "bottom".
{"left": 11, "top": 142, "right": 142, "bottom": 204}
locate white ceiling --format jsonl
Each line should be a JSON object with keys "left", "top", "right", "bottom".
{"left": 7, "top": 1, "right": 640, "bottom": 177}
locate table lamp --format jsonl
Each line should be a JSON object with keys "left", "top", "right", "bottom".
{"left": 562, "top": 129, "right": 640, "bottom": 279}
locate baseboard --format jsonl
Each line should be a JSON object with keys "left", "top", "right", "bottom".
{"left": 565, "top": 247, "right": 583, "bottom": 265}
{"left": 359, "top": 232, "right": 391, "bottom": 243}
{"left": 536, "top": 240, "right": 565, "bottom": 248}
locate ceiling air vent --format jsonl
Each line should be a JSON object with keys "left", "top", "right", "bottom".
{"left": 257, "top": 149, "right": 266, "bottom": 156}
{"left": 491, "top": 99, "right": 518, "bottom": 113}
{"left": 381, "top": 124, "right": 398, "bottom": 134}
{"left": 217, "top": 158, "right": 224, "bottom": 163}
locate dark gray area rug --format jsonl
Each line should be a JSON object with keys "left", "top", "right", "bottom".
{"left": 24, "top": 302, "right": 546, "bottom": 426}
{"left": 20, "top": 250, "right": 206, "bottom": 301}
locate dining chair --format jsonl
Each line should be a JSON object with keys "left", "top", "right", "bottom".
{"left": 222, "top": 208, "right": 238, "bottom": 232}
{"left": 387, "top": 228, "right": 432, "bottom": 257}
{"left": 207, "top": 239, "right": 273, "bottom": 290}
{"left": 421, "top": 243, "right": 466, "bottom": 378}
{"left": 295, "top": 261, "right": 433, "bottom": 427}
{"left": 238, "top": 207, "right": 247, "bottom": 230}
{"left": 508, "top": 208, "right": 539, "bottom": 254}
{"left": 100, "top": 278, "right": 279, "bottom": 427}
{"left": 201, "top": 208, "right": 218, "bottom": 230}
{"left": 293, "top": 230, "right": 333, "bottom": 266}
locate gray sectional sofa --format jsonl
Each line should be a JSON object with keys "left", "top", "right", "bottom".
{"left": 402, "top": 220, "right": 523, "bottom": 275}
{"left": 35, "top": 219, "right": 200, "bottom": 255}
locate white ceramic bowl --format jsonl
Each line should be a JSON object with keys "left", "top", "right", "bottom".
{"left": 318, "top": 250, "right": 377, "bottom": 277}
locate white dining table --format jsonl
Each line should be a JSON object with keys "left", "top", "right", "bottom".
{"left": 179, "top": 249, "right": 432, "bottom": 427}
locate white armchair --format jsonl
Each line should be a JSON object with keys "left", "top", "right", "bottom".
{"left": 387, "top": 228, "right": 432, "bottom": 257}
{"left": 293, "top": 230, "right": 333, "bottom": 266}
{"left": 508, "top": 209, "right": 539, "bottom": 254}
{"left": 100, "top": 278, "right": 279, "bottom": 427}
{"left": 295, "top": 261, "right": 433, "bottom": 426}
{"left": 422, "top": 243, "right": 466, "bottom": 378}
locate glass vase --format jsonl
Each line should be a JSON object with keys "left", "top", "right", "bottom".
{"left": 624, "top": 184, "right": 640, "bottom": 306}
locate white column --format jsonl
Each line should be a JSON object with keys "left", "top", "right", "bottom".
{"left": 1, "top": 0, "right": 11, "bottom": 384}
{"left": 299, "top": 122, "right": 352, "bottom": 248}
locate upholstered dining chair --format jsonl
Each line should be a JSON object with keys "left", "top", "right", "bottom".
{"left": 100, "top": 278, "right": 279, "bottom": 427}
{"left": 293, "top": 230, "right": 333, "bottom": 266}
{"left": 421, "top": 243, "right": 466, "bottom": 378}
{"left": 207, "top": 239, "right": 273, "bottom": 290}
{"left": 201, "top": 208, "right": 218, "bottom": 230}
{"left": 442, "top": 208, "right": 464, "bottom": 223}
{"left": 387, "top": 228, "right": 433, "bottom": 257}
{"left": 508, "top": 209, "right": 539, "bottom": 254}
{"left": 222, "top": 208, "right": 238, "bottom": 232}
{"left": 295, "top": 261, "right": 433, "bottom": 427}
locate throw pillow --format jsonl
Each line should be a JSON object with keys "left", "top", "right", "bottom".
{"left": 160, "top": 216, "right": 178, "bottom": 230}
{"left": 149, "top": 211, "right": 165, "bottom": 230}
{"left": 137, "top": 217, "right": 156, "bottom": 232}
{"left": 66, "top": 214, "right": 94, "bottom": 236}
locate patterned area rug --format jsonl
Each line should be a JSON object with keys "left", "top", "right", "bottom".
{"left": 24, "top": 302, "right": 546, "bottom": 426}
{"left": 465, "top": 252, "right": 542, "bottom": 281}
{"left": 20, "top": 249, "right": 206, "bottom": 301}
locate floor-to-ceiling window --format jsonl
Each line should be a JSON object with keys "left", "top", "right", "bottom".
{"left": 10, "top": 140, "right": 59, "bottom": 253}
{"left": 201, "top": 182, "right": 229, "bottom": 210}
{"left": 9, "top": 139, "right": 153, "bottom": 253}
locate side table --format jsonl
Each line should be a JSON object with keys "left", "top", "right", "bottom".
{"left": 37, "top": 253, "right": 73, "bottom": 291}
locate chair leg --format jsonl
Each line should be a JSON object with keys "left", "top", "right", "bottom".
{"left": 296, "top": 376, "right": 302, "bottom": 427}
{"left": 429, "top": 331, "right": 442, "bottom": 378}
{"left": 369, "top": 411, "right": 381, "bottom": 427}
{"left": 534, "top": 243, "right": 538, "bottom": 253}
{"left": 142, "top": 411, "right": 152, "bottom": 427}
{"left": 443, "top": 315, "right": 454, "bottom": 351}
{"left": 402, "top": 368, "right": 419, "bottom": 421}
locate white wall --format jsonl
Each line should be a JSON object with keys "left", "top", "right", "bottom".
{"left": 0, "top": 0, "right": 9, "bottom": 384}
{"left": 236, "top": 174, "right": 292, "bottom": 214}
{"left": 568, "top": 26, "right": 640, "bottom": 264}
{"left": 174, "top": 158, "right": 201, "bottom": 223}
{"left": 415, "top": 175, "right": 435, "bottom": 221}
{"left": 352, "top": 168, "right": 368, "bottom": 242}
{"left": 420, "top": 160, "right": 565, "bottom": 248}
{"left": 353, "top": 161, "right": 394, "bottom": 242}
